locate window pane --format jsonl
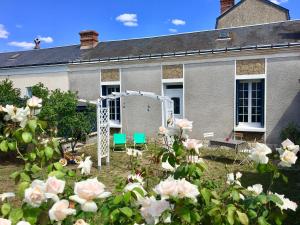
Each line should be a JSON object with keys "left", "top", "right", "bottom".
{"left": 171, "top": 97, "right": 180, "bottom": 114}
{"left": 102, "top": 85, "right": 121, "bottom": 122}
{"left": 237, "top": 82, "right": 249, "bottom": 123}
{"left": 251, "top": 80, "right": 263, "bottom": 123}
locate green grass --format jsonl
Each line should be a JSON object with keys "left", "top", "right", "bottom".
{"left": 1, "top": 143, "right": 299, "bottom": 224}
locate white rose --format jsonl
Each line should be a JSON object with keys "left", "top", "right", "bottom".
{"left": 46, "top": 176, "right": 65, "bottom": 194}
{"left": 183, "top": 139, "right": 203, "bottom": 154}
{"left": 226, "top": 173, "right": 235, "bottom": 185}
{"left": 249, "top": 143, "right": 272, "bottom": 164}
{"left": 158, "top": 126, "right": 167, "bottom": 135}
{"left": 78, "top": 156, "right": 93, "bottom": 175}
{"left": 236, "top": 172, "right": 242, "bottom": 179}
{"left": 49, "top": 200, "right": 76, "bottom": 222}
{"left": 175, "top": 119, "right": 193, "bottom": 131}
{"left": 124, "top": 182, "right": 147, "bottom": 201}
{"left": 0, "top": 218, "right": 11, "bottom": 225}
{"left": 3, "top": 105, "right": 29, "bottom": 128}
{"left": 24, "top": 184, "right": 46, "bottom": 207}
{"left": 176, "top": 178, "right": 199, "bottom": 201}
{"left": 272, "top": 193, "right": 298, "bottom": 211}
{"left": 70, "top": 178, "right": 111, "bottom": 212}
{"left": 24, "top": 179, "right": 59, "bottom": 207}
{"left": 154, "top": 177, "right": 178, "bottom": 199}
{"left": 140, "top": 196, "right": 170, "bottom": 225}
{"left": 226, "top": 173, "right": 242, "bottom": 186}
{"left": 247, "top": 184, "right": 263, "bottom": 195}
{"left": 281, "top": 139, "right": 299, "bottom": 154}
{"left": 74, "top": 219, "right": 89, "bottom": 225}
{"left": 27, "top": 96, "right": 42, "bottom": 108}
{"left": 279, "top": 150, "right": 298, "bottom": 167}
{"left": 16, "top": 221, "right": 31, "bottom": 225}
{"left": 0, "top": 192, "right": 15, "bottom": 201}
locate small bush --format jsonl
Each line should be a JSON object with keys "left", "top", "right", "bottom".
{"left": 280, "top": 122, "right": 300, "bottom": 145}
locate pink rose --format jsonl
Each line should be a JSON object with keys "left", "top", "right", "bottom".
{"left": 0, "top": 218, "right": 11, "bottom": 225}
{"left": 49, "top": 200, "right": 76, "bottom": 222}
{"left": 46, "top": 176, "right": 65, "bottom": 195}
{"left": 70, "top": 178, "right": 111, "bottom": 212}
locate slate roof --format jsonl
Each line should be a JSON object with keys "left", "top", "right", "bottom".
{"left": 216, "top": 0, "right": 290, "bottom": 28}
{"left": 0, "top": 20, "right": 299, "bottom": 69}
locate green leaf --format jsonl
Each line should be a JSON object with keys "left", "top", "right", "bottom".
{"left": 258, "top": 216, "right": 271, "bottom": 225}
{"left": 181, "top": 208, "right": 191, "bottom": 223}
{"left": 44, "top": 147, "right": 54, "bottom": 160}
{"left": 200, "top": 188, "right": 211, "bottom": 205}
{"left": 113, "top": 195, "right": 123, "bottom": 205}
{"left": 53, "top": 162, "right": 63, "bottom": 171}
{"left": 67, "top": 170, "right": 76, "bottom": 177}
{"left": 29, "top": 152, "right": 36, "bottom": 161}
{"left": 28, "top": 120, "right": 37, "bottom": 132}
{"left": 8, "top": 141, "right": 17, "bottom": 151}
{"left": 123, "top": 191, "right": 131, "bottom": 204}
{"left": 1, "top": 203, "right": 11, "bottom": 216}
{"left": 22, "top": 132, "right": 32, "bottom": 143}
{"left": 9, "top": 208, "right": 23, "bottom": 224}
{"left": 10, "top": 171, "right": 20, "bottom": 179}
{"left": 17, "top": 182, "right": 30, "bottom": 197}
{"left": 48, "top": 170, "right": 65, "bottom": 179}
{"left": 268, "top": 194, "right": 283, "bottom": 206}
{"left": 0, "top": 140, "right": 8, "bottom": 152}
{"left": 20, "top": 172, "right": 31, "bottom": 182}
{"left": 232, "top": 190, "right": 240, "bottom": 201}
{"left": 237, "top": 210, "right": 249, "bottom": 225}
{"left": 119, "top": 207, "right": 133, "bottom": 218}
{"left": 248, "top": 209, "right": 257, "bottom": 219}
{"left": 227, "top": 206, "right": 236, "bottom": 225}
{"left": 31, "top": 164, "right": 42, "bottom": 174}
{"left": 257, "top": 195, "right": 268, "bottom": 204}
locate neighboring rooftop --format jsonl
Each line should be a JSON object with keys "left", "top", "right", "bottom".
{"left": 0, "top": 20, "right": 299, "bottom": 69}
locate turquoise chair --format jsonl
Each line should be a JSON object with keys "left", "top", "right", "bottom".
{"left": 133, "top": 133, "right": 148, "bottom": 150}
{"left": 113, "top": 133, "right": 127, "bottom": 151}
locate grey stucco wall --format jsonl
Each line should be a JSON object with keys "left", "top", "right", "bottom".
{"left": 68, "top": 69, "right": 100, "bottom": 100}
{"left": 185, "top": 61, "right": 235, "bottom": 139}
{"left": 217, "top": 0, "right": 288, "bottom": 29}
{"left": 266, "top": 56, "right": 300, "bottom": 144}
{"left": 121, "top": 66, "right": 162, "bottom": 137}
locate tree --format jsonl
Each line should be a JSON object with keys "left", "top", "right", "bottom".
{"left": 37, "top": 89, "right": 94, "bottom": 152}
{"left": 0, "top": 79, "right": 22, "bottom": 106}
{"left": 31, "top": 82, "right": 49, "bottom": 100}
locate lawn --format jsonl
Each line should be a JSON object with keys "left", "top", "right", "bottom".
{"left": 1, "top": 143, "right": 299, "bottom": 224}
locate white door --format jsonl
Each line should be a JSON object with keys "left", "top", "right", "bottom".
{"left": 164, "top": 84, "right": 183, "bottom": 119}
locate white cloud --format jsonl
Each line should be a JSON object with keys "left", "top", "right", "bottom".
{"left": 169, "top": 28, "right": 178, "bottom": 33}
{"left": 171, "top": 19, "right": 186, "bottom": 26}
{"left": 38, "top": 36, "right": 54, "bottom": 43}
{"left": 116, "top": 13, "right": 138, "bottom": 27}
{"left": 270, "top": 0, "right": 288, "bottom": 4}
{"left": 0, "top": 24, "right": 9, "bottom": 39}
{"left": 8, "top": 41, "right": 35, "bottom": 50}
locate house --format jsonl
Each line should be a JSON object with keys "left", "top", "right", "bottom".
{"left": 0, "top": 0, "right": 299, "bottom": 144}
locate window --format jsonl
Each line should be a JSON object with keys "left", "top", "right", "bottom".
{"left": 26, "top": 87, "right": 33, "bottom": 97}
{"left": 171, "top": 97, "right": 180, "bottom": 114}
{"left": 236, "top": 79, "right": 265, "bottom": 128}
{"left": 101, "top": 85, "right": 120, "bottom": 122}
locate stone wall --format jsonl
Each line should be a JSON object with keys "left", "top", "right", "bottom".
{"left": 236, "top": 59, "right": 265, "bottom": 75}
{"left": 162, "top": 65, "right": 183, "bottom": 79}
{"left": 101, "top": 69, "right": 120, "bottom": 82}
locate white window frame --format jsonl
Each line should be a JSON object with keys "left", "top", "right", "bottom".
{"left": 26, "top": 87, "right": 33, "bottom": 97}
{"left": 161, "top": 65, "right": 185, "bottom": 125}
{"left": 100, "top": 69, "right": 122, "bottom": 128}
{"left": 234, "top": 59, "right": 267, "bottom": 133}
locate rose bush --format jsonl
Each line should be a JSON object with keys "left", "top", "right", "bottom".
{"left": 0, "top": 100, "right": 298, "bottom": 225}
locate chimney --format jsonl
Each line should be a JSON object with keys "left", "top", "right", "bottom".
{"left": 220, "top": 0, "right": 234, "bottom": 14}
{"left": 34, "top": 38, "right": 41, "bottom": 49}
{"left": 79, "top": 30, "right": 99, "bottom": 49}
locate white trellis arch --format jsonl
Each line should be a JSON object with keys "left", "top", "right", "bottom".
{"left": 96, "top": 90, "right": 174, "bottom": 169}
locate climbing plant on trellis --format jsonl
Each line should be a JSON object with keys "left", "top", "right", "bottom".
{"left": 97, "top": 90, "right": 174, "bottom": 169}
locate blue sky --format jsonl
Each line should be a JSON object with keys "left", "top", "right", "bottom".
{"left": 0, "top": 0, "right": 299, "bottom": 52}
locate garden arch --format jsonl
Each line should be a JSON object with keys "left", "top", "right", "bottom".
{"left": 96, "top": 90, "right": 174, "bottom": 169}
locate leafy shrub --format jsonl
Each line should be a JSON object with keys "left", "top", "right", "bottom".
{"left": 280, "top": 122, "right": 300, "bottom": 145}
